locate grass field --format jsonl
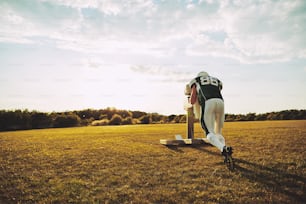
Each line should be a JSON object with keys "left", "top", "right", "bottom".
{"left": 0, "top": 120, "right": 305, "bottom": 203}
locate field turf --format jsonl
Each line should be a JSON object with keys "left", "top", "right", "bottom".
{"left": 0, "top": 120, "right": 305, "bottom": 203}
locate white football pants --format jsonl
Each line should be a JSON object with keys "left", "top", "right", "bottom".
{"left": 200, "top": 98, "right": 225, "bottom": 152}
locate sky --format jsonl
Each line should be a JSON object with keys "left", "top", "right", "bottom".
{"left": 0, "top": 0, "right": 305, "bottom": 115}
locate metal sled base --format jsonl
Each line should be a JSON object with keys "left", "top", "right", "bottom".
{"left": 160, "top": 135, "right": 210, "bottom": 146}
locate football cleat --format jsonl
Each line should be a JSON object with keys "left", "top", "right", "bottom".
{"left": 222, "top": 146, "right": 234, "bottom": 171}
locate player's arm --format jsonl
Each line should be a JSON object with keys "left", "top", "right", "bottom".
{"left": 190, "top": 84, "right": 197, "bottom": 105}
{"left": 219, "top": 80, "right": 223, "bottom": 90}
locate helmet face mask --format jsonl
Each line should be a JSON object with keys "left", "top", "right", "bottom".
{"left": 197, "top": 71, "right": 209, "bottom": 78}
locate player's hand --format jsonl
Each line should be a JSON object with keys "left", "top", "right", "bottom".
{"left": 184, "top": 84, "right": 191, "bottom": 95}
{"left": 184, "top": 97, "right": 192, "bottom": 110}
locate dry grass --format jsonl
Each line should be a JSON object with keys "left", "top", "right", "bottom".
{"left": 0, "top": 120, "right": 305, "bottom": 203}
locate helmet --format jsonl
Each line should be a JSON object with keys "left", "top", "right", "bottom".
{"left": 197, "top": 71, "right": 209, "bottom": 77}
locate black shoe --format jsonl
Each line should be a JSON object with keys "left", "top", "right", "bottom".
{"left": 222, "top": 146, "right": 234, "bottom": 171}
{"left": 222, "top": 146, "right": 233, "bottom": 156}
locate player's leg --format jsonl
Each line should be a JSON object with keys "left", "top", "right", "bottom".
{"left": 216, "top": 134, "right": 225, "bottom": 147}
{"left": 199, "top": 103, "right": 209, "bottom": 134}
{"left": 204, "top": 100, "right": 224, "bottom": 152}
{"left": 215, "top": 99, "right": 225, "bottom": 146}
{"left": 204, "top": 100, "right": 215, "bottom": 134}
{"left": 214, "top": 99, "right": 234, "bottom": 170}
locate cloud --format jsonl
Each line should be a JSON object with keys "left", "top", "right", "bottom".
{"left": 130, "top": 65, "right": 194, "bottom": 83}
{"left": 40, "top": 0, "right": 156, "bottom": 16}
{"left": 1, "top": 0, "right": 305, "bottom": 64}
{"left": 218, "top": 0, "right": 306, "bottom": 62}
{"left": 0, "top": 4, "right": 32, "bottom": 43}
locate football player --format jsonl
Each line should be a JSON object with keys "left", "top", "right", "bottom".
{"left": 186, "top": 71, "right": 233, "bottom": 167}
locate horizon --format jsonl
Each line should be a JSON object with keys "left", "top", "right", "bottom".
{"left": 1, "top": 106, "right": 305, "bottom": 117}
{"left": 1, "top": 0, "right": 306, "bottom": 115}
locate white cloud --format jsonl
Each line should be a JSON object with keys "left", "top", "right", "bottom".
{"left": 186, "top": 3, "right": 195, "bottom": 10}
{"left": 40, "top": 0, "right": 156, "bottom": 16}
{"left": 0, "top": 5, "right": 32, "bottom": 43}
{"left": 218, "top": 0, "right": 306, "bottom": 62}
{"left": 1, "top": 0, "right": 305, "bottom": 64}
{"left": 130, "top": 65, "right": 194, "bottom": 83}
{"left": 199, "top": 0, "right": 213, "bottom": 4}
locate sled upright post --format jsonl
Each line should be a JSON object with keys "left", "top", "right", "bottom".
{"left": 160, "top": 97, "right": 209, "bottom": 146}
{"left": 187, "top": 104, "right": 194, "bottom": 139}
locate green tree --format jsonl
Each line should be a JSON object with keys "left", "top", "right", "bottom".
{"left": 167, "top": 114, "right": 176, "bottom": 123}
{"left": 53, "top": 113, "right": 81, "bottom": 128}
{"left": 151, "top": 113, "right": 163, "bottom": 123}
{"left": 31, "top": 112, "right": 52, "bottom": 129}
{"left": 179, "top": 115, "right": 186, "bottom": 123}
{"left": 132, "top": 110, "right": 147, "bottom": 119}
{"left": 109, "top": 114, "right": 123, "bottom": 125}
{"left": 99, "top": 114, "right": 108, "bottom": 120}
{"left": 172, "top": 115, "right": 181, "bottom": 123}
{"left": 122, "top": 117, "right": 133, "bottom": 125}
{"left": 139, "top": 114, "right": 152, "bottom": 124}
{"left": 245, "top": 113, "right": 256, "bottom": 121}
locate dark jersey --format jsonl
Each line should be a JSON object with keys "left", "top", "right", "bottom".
{"left": 190, "top": 76, "right": 223, "bottom": 105}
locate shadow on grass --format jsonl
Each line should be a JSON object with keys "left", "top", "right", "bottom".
{"left": 234, "top": 158, "right": 306, "bottom": 203}
{"left": 165, "top": 143, "right": 215, "bottom": 154}
{"left": 164, "top": 145, "right": 184, "bottom": 153}
{"left": 166, "top": 145, "right": 305, "bottom": 203}
{"left": 190, "top": 145, "right": 220, "bottom": 156}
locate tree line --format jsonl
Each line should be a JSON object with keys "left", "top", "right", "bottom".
{"left": 225, "top": 110, "right": 306, "bottom": 121}
{"left": 0, "top": 108, "right": 305, "bottom": 131}
{"left": 0, "top": 108, "right": 184, "bottom": 131}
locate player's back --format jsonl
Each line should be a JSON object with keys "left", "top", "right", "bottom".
{"left": 194, "top": 75, "right": 223, "bottom": 103}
